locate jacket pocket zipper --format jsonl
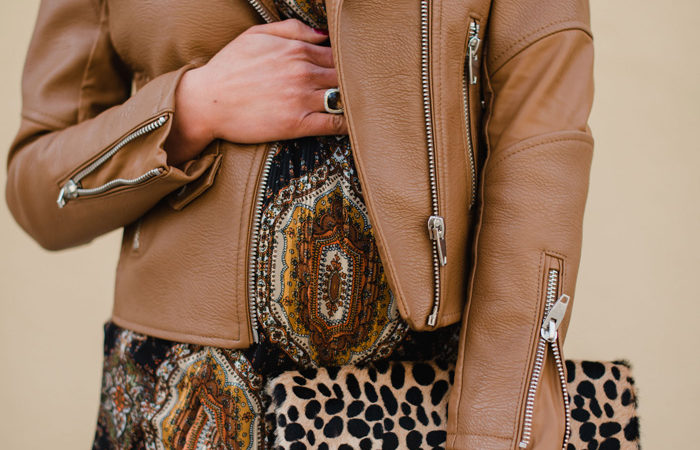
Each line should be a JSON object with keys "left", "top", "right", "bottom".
{"left": 56, "top": 115, "right": 169, "bottom": 208}
{"left": 519, "top": 265, "right": 572, "bottom": 449}
{"left": 421, "top": 0, "right": 447, "bottom": 327}
{"left": 462, "top": 19, "right": 480, "bottom": 210}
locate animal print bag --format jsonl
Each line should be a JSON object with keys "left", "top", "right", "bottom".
{"left": 264, "top": 359, "right": 640, "bottom": 449}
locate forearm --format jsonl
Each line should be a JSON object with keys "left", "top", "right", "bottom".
{"left": 447, "top": 19, "right": 595, "bottom": 448}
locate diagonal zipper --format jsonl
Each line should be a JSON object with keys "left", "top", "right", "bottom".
{"left": 519, "top": 267, "right": 572, "bottom": 449}
{"left": 56, "top": 115, "right": 169, "bottom": 208}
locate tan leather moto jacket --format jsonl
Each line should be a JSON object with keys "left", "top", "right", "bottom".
{"left": 6, "top": 0, "right": 594, "bottom": 448}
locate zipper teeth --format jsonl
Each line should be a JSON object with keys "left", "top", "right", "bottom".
{"left": 420, "top": 0, "right": 442, "bottom": 324}
{"left": 551, "top": 334, "right": 572, "bottom": 448}
{"left": 519, "top": 326, "right": 548, "bottom": 447}
{"left": 546, "top": 269, "right": 572, "bottom": 449}
{"left": 247, "top": 143, "right": 279, "bottom": 344}
{"left": 74, "top": 168, "right": 163, "bottom": 197}
{"left": 462, "top": 21, "right": 478, "bottom": 210}
{"left": 519, "top": 268, "right": 572, "bottom": 449}
{"left": 420, "top": 0, "right": 438, "bottom": 217}
{"left": 246, "top": 0, "right": 275, "bottom": 23}
{"left": 73, "top": 115, "right": 169, "bottom": 183}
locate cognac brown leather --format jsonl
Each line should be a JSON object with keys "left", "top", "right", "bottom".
{"left": 5, "top": 0, "right": 594, "bottom": 448}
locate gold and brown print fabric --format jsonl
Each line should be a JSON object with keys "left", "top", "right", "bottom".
{"left": 273, "top": 0, "right": 328, "bottom": 29}
{"left": 253, "top": 136, "right": 409, "bottom": 367}
{"left": 93, "top": 322, "right": 273, "bottom": 450}
{"left": 93, "top": 320, "right": 460, "bottom": 448}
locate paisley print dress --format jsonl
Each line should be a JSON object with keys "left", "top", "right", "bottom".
{"left": 92, "top": 1, "right": 460, "bottom": 448}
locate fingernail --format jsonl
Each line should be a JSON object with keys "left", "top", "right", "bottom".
{"left": 312, "top": 27, "right": 329, "bottom": 35}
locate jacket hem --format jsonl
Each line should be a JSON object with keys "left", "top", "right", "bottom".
{"left": 110, "top": 314, "right": 246, "bottom": 349}
{"left": 446, "top": 433, "right": 513, "bottom": 450}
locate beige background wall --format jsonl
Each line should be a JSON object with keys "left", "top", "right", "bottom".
{"left": 0, "top": 1, "right": 697, "bottom": 448}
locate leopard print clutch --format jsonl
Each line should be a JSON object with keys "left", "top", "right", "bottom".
{"left": 264, "top": 359, "right": 640, "bottom": 449}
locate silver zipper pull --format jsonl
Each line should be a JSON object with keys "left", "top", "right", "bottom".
{"left": 468, "top": 21, "right": 481, "bottom": 85}
{"left": 540, "top": 294, "right": 570, "bottom": 342}
{"left": 56, "top": 179, "right": 79, "bottom": 208}
{"left": 427, "top": 306, "right": 439, "bottom": 327}
{"left": 427, "top": 215, "right": 447, "bottom": 266}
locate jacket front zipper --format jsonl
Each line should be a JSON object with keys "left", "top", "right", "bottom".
{"left": 56, "top": 115, "right": 169, "bottom": 208}
{"left": 247, "top": 143, "right": 279, "bottom": 344}
{"left": 246, "top": 0, "right": 275, "bottom": 23}
{"left": 421, "top": 0, "right": 447, "bottom": 328}
{"left": 462, "top": 19, "right": 480, "bottom": 210}
{"left": 245, "top": 0, "right": 277, "bottom": 345}
{"left": 519, "top": 268, "right": 572, "bottom": 449}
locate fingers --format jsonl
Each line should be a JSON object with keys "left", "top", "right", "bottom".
{"left": 299, "top": 42, "right": 334, "bottom": 68}
{"left": 250, "top": 18, "right": 334, "bottom": 68}
{"left": 307, "top": 67, "right": 339, "bottom": 89}
{"left": 298, "top": 111, "right": 348, "bottom": 137}
{"left": 250, "top": 18, "right": 329, "bottom": 45}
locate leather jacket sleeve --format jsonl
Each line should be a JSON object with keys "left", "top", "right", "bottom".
{"left": 447, "top": 1, "right": 595, "bottom": 448}
{"left": 5, "top": 0, "right": 217, "bottom": 251}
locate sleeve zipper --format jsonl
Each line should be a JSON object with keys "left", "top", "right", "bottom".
{"left": 56, "top": 115, "right": 169, "bottom": 208}
{"left": 519, "top": 267, "right": 573, "bottom": 449}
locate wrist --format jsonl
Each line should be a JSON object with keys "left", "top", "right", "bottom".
{"left": 165, "top": 66, "right": 214, "bottom": 165}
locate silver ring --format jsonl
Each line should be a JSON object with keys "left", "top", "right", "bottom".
{"left": 323, "top": 87, "right": 343, "bottom": 114}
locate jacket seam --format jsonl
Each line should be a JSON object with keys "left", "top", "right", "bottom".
{"left": 493, "top": 18, "right": 591, "bottom": 63}
{"left": 77, "top": 0, "right": 109, "bottom": 122}
{"left": 440, "top": 309, "right": 462, "bottom": 322}
{"left": 491, "top": 24, "right": 593, "bottom": 76}
{"left": 545, "top": 249, "right": 568, "bottom": 262}
{"left": 485, "top": 134, "right": 592, "bottom": 177}
{"left": 446, "top": 432, "right": 512, "bottom": 441}
{"left": 20, "top": 109, "right": 73, "bottom": 130}
{"left": 447, "top": 54, "right": 495, "bottom": 443}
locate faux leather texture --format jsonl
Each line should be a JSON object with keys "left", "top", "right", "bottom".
{"left": 5, "top": 0, "right": 595, "bottom": 448}
{"left": 326, "top": 0, "right": 476, "bottom": 329}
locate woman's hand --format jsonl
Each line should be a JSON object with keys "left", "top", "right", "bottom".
{"left": 165, "top": 18, "right": 346, "bottom": 166}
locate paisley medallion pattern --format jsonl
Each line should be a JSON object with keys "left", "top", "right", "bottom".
{"left": 151, "top": 348, "right": 263, "bottom": 449}
{"left": 254, "top": 137, "right": 408, "bottom": 367}
{"left": 93, "top": 323, "right": 267, "bottom": 450}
